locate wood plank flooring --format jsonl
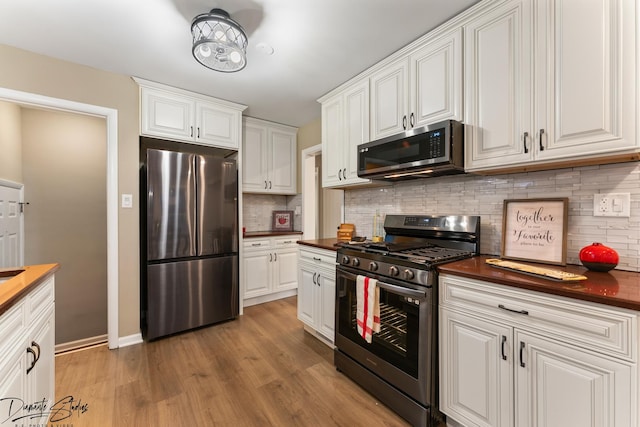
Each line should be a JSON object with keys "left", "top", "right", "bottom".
{"left": 55, "top": 297, "right": 411, "bottom": 426}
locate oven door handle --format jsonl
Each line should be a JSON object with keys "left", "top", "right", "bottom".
{"left": 376, "top": 281, "right": 427, "bottom": 300}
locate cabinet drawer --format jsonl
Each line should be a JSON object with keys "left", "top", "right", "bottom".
{"left": 26, "top": 277, "right": 55, "bottom": 324}
{"left": 0, "top": 301, "right": 26, "bottom": 359}
{"left": 273, "top": 237, "right": 298, "bottom": 248}
{"left": 243, "top": 239, "right": 272, "bottom": 251}
{"left": 439, "top": 274, "right": 637, "bottom": 362}
{"left": 299, "top": 246, "right": 337, "bottom": 267}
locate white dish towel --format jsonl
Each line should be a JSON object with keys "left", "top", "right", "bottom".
{"left": 356, "top": 275, "right": 380, "bottom": 343}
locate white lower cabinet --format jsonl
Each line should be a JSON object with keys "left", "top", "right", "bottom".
{"left": 297, "top": 245, "right": 336, "bottom": 343}
{"left": 439, "top": 274, "right": 637, "bottom": 427}
{"left": 243, "top": 237, "right": 298, "bottom": 306}
{"left": 0, "top": 275, "right": 55, "bottom": 422}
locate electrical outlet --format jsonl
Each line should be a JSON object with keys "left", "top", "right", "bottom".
{"left": 593, "top": 193, "right": 630, "bottom": 217}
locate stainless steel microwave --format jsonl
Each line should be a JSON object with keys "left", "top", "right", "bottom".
{"left": 357, "top": 119, "right": 464, "bottom": 180}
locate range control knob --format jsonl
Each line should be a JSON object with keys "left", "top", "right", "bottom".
{"left": 351, "top": 258, "right": 360, "bottom": 267}
{"left": 369, "top": 262, "right": 378, "bottom": 272}
{"left": 389, "top": 266, "right": 399, "bottom": 277}
{"left": 403, "top": 269, "right": 415, "bottom": 280}
{"left": 341, "top": 255, "right": 350, "bottom": 265}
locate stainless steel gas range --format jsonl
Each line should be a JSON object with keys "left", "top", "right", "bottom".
{"left": 334, "top": 214, "right": 480, "bottom": 427}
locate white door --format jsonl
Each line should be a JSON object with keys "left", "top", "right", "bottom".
{"left": 0, "top": 183, "right": 23, "bottom": 268}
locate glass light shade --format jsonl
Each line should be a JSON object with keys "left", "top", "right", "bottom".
{"left": 191, "top": 9, "right": 247, "bottom": 72}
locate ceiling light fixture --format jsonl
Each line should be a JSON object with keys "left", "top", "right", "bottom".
{"left": 191, "top": 8, "right": 248, "bottom": 72}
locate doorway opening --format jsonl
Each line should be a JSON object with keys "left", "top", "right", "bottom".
{"left": 301, "top": 144, "right": 343, "bottom": 240}
{"left": 0, "top": 87, "right": 119, "bottom": 349}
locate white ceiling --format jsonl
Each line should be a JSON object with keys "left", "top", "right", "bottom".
{"left": 0, "top": 0, "right": 479, "bottom": 127}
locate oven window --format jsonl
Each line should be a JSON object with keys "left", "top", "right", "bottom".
{"left": 337, "top": 273, "right": 420, "bottom": 378}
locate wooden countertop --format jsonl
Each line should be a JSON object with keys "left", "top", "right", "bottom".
{"left": 296, "top": 238, "right": 341, "bottom": 251}
{"left": 438, "top": 255, "right": 640, "bottom": 311}
{"left": 0, "top": 263, "right": 60, "bottom": 315}
{"left": 243, "top": 231, "right": 303, "bottom": 238}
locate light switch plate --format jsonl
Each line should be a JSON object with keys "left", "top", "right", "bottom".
{"left": 121, "top": 193, "right": 133, "bottom": 209}
{"left": 593, "top": 193, "right": 630, "bottom": 217}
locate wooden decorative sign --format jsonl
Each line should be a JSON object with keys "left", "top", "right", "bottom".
{"left": 501, "top": 198, "right": 568, "bottom": 265}
{"left": 272, "top": 210, "right": 294, "bottom": 232}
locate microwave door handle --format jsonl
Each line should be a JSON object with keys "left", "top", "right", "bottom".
{"left": 376, "top": 281, "right": 426, "bottom": 300}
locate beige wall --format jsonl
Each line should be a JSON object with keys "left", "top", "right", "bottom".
{"left": 0, "top": 100, "right": 23, "bottom": 182}
{"left": 0, "top": 44, "right": 140, "bottom": 338}
{"left": 295, "top": 117, "right": 321, "bottom": 193}
{"left": 22, "top": 108, "right": 107, "bottom": 344}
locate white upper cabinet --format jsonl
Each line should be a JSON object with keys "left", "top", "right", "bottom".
{"left": 321, "top": 80, "right": 371, "bottom": 188}
{"left": 242, "top": 117, "right": 297, "bottom": 194}
{"left": 371, "top": 27, "right": 463, "bottom": 141}
{"left": 465, "top": 0, "right": 638, "bottom": 172}
{"left": 135, "top": 78, "right": 246, "bottom": 149}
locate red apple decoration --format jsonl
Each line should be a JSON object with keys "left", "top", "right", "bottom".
{"left": 278, "top": 217, "right": 287, "bottom": 224}
{"left": 579, "top": 242, "right": 619, "bottom": 272}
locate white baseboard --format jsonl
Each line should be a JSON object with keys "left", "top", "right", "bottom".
{"left": 243, "top": 289, "right": 297, "bottom": 308}
{"left": 55, "top": 334, "right": 108, "bottom": 354}
{"left": 118, "top": 332, "right": 143, "bottom": 348}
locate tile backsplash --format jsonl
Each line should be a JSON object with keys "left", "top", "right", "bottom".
{"left": 344, "top": 162, "right": 640, "bottom": 272}
{"left": 242, "top": 193, "right": 302, "bottom": 232}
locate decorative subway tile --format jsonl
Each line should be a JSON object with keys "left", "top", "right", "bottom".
{"left": 344, "top": 162, "right": 640, "bottom": 272}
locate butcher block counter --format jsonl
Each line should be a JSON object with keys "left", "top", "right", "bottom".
{"left": 438, "top": 255, "right": 640, "bottom": 311}
{"left": 0, "top": 263, "right": 60, "bottom": 315}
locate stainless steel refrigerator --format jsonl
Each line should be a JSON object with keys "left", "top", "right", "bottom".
{"left": 142, "top": 146, "right": 238, "bottom": 340}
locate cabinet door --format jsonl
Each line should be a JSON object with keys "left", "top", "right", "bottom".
{"left": 343, "top": 80, "right": 370, "bottom": 185}
{"left": 535, "top": 0, "right": 637, "bottom": 160}
{"left": 370, "top": 58, "right": 409, "bottom": 140}
{"left": 196, "top": 101, "right": 240, "bottom": 149}
{"left": 440, "top": 309, "right": 513, "bottom": 427}
{"left": 515, "top": 331, "right": 633, "bottom": 427}
{"left": 27, "top": 307, "right": 55, "bottom": 408}
{"left": 141, "top": 88, "right": 196, "bottom": 142}
{"left": 410, "top": 27, "right": 463, "bottom": 128}
{"left": 242, "top": 121, "right": 269, "bottom": 192}
{"left": 297, "top": 263, "right": 317, "bottom": 327}
{"left": 464, "top": 0, "right": 534, "bottom": 171}
{"left": 0, "top": 344, "right": 27, "bottom": 415}
{"left": 321, "top": 95, "right": 344, "bottom": 187}
{"left": 269, "top": 129, "right": 297, "bottom": 194}
{"left": 317, "top": 267, "right": 336, "bottom": 341}
{"left": 273, "top": 249, "right": 298, "bottom": 292}
{"left": 243, "top": 251, "right": 271, "bottom": 298}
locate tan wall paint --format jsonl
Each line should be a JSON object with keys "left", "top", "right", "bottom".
{"left": 0, "top": 44, "right": 140, "bottom": 338}
{"left": 0, "top": 100, "right": 23, "bottom": 182}
{"left": 295, "top": 117, "right": 321, "bottom": 193}
{"left": 21, "top": 108, "right": 107, "bottom": 344}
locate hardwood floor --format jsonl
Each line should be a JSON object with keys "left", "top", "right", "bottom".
{"left": 55, "top": 297, "right": 411, "bottom": 426}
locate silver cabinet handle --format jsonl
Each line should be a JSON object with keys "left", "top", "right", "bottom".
{"left": 197, "top": 127, "right": 201, "bottom": 139}
{"left": 338, "top": 169, "right": 342, "bottom": 180}
{"left": 519, "top": 341, "right": 526, "bottom": 368}
{"left": 269, "top": 181, "right": 272, "bottom": 189}
{"left": 269, "top": 253, "right": 273, "bottom": 262}
{"left": 264, "top": 180, "right": 268, "bottom": 189}
{"left": 501, "top": 335, "right": 507, "bottom": 361}
{"left": 313, "top": 257, "right": 322, "bottom": 261}
{"left": 312, "top": 272, "right": 317, "bottom": 284}
{"left": 317, "top": 273, "right": 321, "bottom": 286}
{"left": 409, "top": 112, "right": 415, "bottom": 128}
{"left": 402, "top": 115, "right": 407, "bottom": 130}
{"left": 273, "top": 253, "right": 277, "bottom": 261}
{"left": 523, "top": 132, "right": 529, "bottom": 154}
{"left": 343, "top": 168, "right": 346, "bottom": 179}
{"left": 251, "top": 243, "right": 261, "bottom": 247}
{"left": 190, "top": 126, "right": 194, "bottom": 138}
{"left": 539, "top": 129, "right": 545, "bottom": 151}
{"left": 26, "top": 341, "right": 41, "bottom": 375}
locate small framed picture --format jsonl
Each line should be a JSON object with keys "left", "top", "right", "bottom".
{"left": 501, "top": 198, "right": 568, "bottom": 265}
{"left": 272, "top": 210, "right": 294, "bottom": 232}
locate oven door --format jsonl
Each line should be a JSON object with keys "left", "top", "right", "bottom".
{"left": 335, "top": 264, "right": 435, "bottom": 406}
